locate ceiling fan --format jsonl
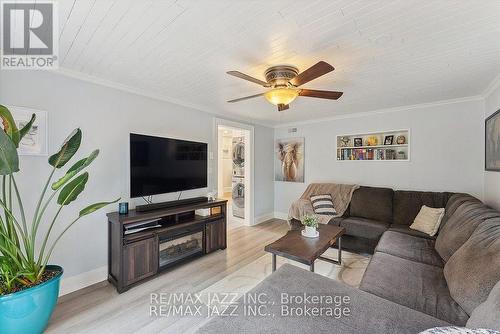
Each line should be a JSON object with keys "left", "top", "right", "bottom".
{"left": 226, "top": 61, "right": 343, "bottom": 112}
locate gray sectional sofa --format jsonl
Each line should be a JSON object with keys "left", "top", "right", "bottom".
{"left": 199, "top": 187, "right": 500, "bottom": 333}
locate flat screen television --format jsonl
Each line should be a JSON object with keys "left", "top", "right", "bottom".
{"left": 130, "top": 133, "right": 208, "bottom": 198}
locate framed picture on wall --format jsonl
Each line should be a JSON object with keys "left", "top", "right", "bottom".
{"left": 275, "top": 137, "right": 304, "bottom": 182}
{"left": 485, "top": 109, "right": 500, "bottom": 171}
{"left": 8, "top": 106, "right": 49, "bottom": 156}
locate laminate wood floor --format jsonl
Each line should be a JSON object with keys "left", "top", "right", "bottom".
{"left": 46, "top": 219, "right": 289, "bottom": 334}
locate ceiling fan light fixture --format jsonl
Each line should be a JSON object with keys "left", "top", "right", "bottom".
{"left": 264, "top": 88, "right": 299, "bottom": 106}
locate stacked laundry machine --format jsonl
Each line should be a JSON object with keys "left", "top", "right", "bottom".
{"left": 231, "top": 137, "right": 245, "bottom": 218}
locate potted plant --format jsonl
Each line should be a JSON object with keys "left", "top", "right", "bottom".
{"left": 301, "top": 214, "right": 319, "bottom": 237}
{"left": 0, "top": 105, "right": 119, "bottom": 334}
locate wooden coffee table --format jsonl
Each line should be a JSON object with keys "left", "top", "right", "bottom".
{"left": 265, "top": 224, "right": 345, "bottom": 272}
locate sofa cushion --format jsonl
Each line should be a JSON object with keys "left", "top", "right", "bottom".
{"left": 393, "top": 190, "right": 453, "bottom": 226}
{"left": 466, "top": 280, "right": 500, "bottom": 331}
{"left": 375, "top": 231, "right": 444, "bottom": 267}
{"left": 389, "top": 224, "right": 437, "bottom": 239}
{"left": 441, "top": 193, "right": 481, "bottom": 230}
{"left": 443, "top": 218, "right": 500, "bottom": 315}
{"left": 340, "top": 217, "right": 389, "bottom": 240}
{"left": 350, "top": 186, "right": 394, "bottom": 223}
{"left": 435, "top": 202, "right": 500, "bottom": 262}
{"left": 360, "top": 252, "right": 469, "bottom": 325}
{"left": 335, "top": 234, "right": 379, "bottom": 254}
{"left": 328, "top": 217, "right": 345, "bottom": 226}
{"left": 199, "top": 264, "right": 451, "bottom": 334}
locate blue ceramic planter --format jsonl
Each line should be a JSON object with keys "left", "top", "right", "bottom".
{"left": 0, "top": 265, "right": 63, "bottom": 334}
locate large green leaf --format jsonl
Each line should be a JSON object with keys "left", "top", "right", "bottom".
{"left": 57, "top": 172, "right": 89, "bottom": 205}
{"left": 51, "top": 150, "right": 99, "bottom": 190}
{"left": 0, "top": 127, "right": 19, "bottom": 175}
{"left": 49, "top": 129, "right": 82, "bottom": 168}
{"left": 79, "top": 198, "right": 120, "bottom": 217}
{"left": 0, "top": 105, "right": 20, "bottom": 146}
{"left": 18, "top": 113, "right": 36, "bottom": 142}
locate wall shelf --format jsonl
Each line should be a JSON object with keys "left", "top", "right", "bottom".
{"left": 336, "top": 129, "right": 410, "bottom": 161}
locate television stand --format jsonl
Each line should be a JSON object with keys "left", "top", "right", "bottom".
{"left": 136, "top": 196, "right": 209, "bottom": 212}
{"left": 107, "top": 199, "right": 227, "bottom": 293}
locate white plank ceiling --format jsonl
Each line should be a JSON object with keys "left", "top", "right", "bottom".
{"left": 35, "top": 1, "right": 500, "bottom": 124}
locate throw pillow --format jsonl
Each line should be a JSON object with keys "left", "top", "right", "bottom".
{"left": 310, "top": 194, "right": 336, "bottom": 215}
{"left": 410, "top": 205, "right": 445, "bottom": 236}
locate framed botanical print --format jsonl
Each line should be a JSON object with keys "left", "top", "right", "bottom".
{"left": 9, "top": 106, "right": 48, "bottom": 156}
{"left": 486, "top": 109, "right": 500, "bottom": 171}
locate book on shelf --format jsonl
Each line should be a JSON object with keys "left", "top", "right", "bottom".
{"left": 339, "top": 147, "right": 405, "bottom": 161}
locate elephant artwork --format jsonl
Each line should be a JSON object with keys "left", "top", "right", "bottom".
{"left": 275, "top": 137, "right": 304, "bottom": 182}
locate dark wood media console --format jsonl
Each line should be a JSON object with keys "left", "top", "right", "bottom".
{"left": 107, "top": 199, "right": 227, "bottom": 293}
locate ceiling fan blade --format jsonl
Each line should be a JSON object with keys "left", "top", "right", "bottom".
{"left": 227, "top": 92, "right": 265, "bottom": 103}
{"left": 289, "top": 61, "right": 334, "bottom": 86}
{"left": 277, "top": 104, "right": 289, "bottom": 112}
{"left": 299, "top": 89, "right": 343, "bottom": 100}
{"left": 227, "top": 71, "right": 269, "bottom": 87}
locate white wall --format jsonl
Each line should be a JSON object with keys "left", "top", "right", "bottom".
{"left": 217, "top": 131, "right": 233, "bottom": 194}
{"left": 274, "top": 99, "right": 485, "bottom": 214}
{"left": 484, "top": 82, "right": 500, "bottom": 210}
{"left": 254, "top": 124, "right": 275, "bottom": 219}
{"left": 0, "top": 70, "right": 274, "bottom": 290}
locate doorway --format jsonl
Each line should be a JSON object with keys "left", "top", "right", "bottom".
{"left": 215, "top": 119, "right": 253, "bottom": 228}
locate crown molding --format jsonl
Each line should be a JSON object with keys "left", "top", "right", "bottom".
{"left": 55, "top": 67, "right": 273, "bottom": 129}
{"left": 55, "top": 67, "right": 497, "bottom": 130}
{"left": 273, "top": 95, "right": 484, "bottom": 128}
{"left": 482, "top": 72, "right": 500, "bottom": 98}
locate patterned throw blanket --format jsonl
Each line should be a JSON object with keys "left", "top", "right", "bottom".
{"left": 288, "top": 183, "right": 359, "bottom": 225}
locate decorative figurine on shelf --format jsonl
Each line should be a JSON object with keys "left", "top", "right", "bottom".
{"left": 339, "top": 136, "right": 351, "bottom": 147}
{"left": 353, "top": 138, "right": 363, "bottom": 147}
{"left": 396, "top": 135, "right": 406, "bottom": 145}
{"left": 366, "top": 136, "right": 379, "bottom": 146}
{"left": 384, "top": 135, "right": 394, "bottom": 145}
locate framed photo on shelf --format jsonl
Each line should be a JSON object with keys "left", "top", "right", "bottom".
{"left": 353, "top": 138, "right": 363, "bottom": 147}
{"left": 339, "top": 136, "right": 351, "bottom": 147}
{"left": 384, "top": 135, "right": 394, "bottom": 145}
{"left": 485, "top": 109, "right": 500, "bottom": 171}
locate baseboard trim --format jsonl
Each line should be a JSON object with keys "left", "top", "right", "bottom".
{"left": 59, "top": 265, "right": 107, "bottom": 296}
{"left": 254, "top": 212, "right": 275, "bottom": 225}
{"left": 273, "top": 211, "right": 288, "bottom": 220}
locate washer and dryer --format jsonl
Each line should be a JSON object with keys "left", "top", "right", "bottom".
{"left": 231, "top": 137, "right": 245, "bottom": 218}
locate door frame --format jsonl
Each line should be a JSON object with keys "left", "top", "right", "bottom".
{"left": 213, "top": 118, "right": 255, "bottom": 226}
